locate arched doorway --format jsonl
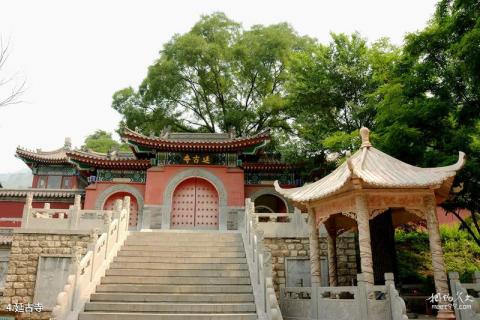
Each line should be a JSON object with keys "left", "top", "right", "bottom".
{"left": 254, "top": 194, "right": 287, "bottom": 213}
{"left": 103, "top": 192, "right": 139, "bottom": 227}
{"left": 171, "top": 177, "right": 219, "bottom": 230}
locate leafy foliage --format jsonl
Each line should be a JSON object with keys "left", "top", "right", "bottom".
{"left": 374, "top": 0, "right": 480, "bottom": 243}
{"left": 279, "top": 33, "right": 399, "bottom": 176}
{"left": 395, "top": 226, "right": 480, "bottom": 284}
{"left": 113, "top": 13, "right": 311, "bottom": 136}
{"left": 83, "top": 130, "right": 129, "bottom": 154}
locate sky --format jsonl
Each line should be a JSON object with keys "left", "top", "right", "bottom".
{"left": 0, "top": 0, "right": 438, "bottom": 173}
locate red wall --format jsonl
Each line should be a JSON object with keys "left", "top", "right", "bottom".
{"left": 83, "top": 182, "right": 146, "bottom": 209}
{"left": 145, "top": 165, "right": 244, "bottom": 207}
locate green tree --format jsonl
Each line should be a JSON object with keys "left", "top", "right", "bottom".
{"left": 113, "top": 13, "right": 312, "bottom": 136}
{"left": 374, "top": 0, "right": 480, "bottom": 245}
{"left": 83, "top": 130, "right": 129, "bottom": 154}
{"left": 282, "top": 33, "right": 399, "bottom": 171}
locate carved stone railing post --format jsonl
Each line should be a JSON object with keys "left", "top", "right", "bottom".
{"left": 69, "top": 195, "right": 82, "bottom": 229}
{"left": 123, "top": 196, "right": 131, "bottom": 231}
{"left": 21, "top": 193, "right": 33, "bottom": 228}
{"left": 385, "top": 273, "right": 408, "bottom": 320}
{"left": 424, "top": 195, "right": 456, "bottom": 320}
{"left": 113, "top": 199, "right": 122, "bottom": 220}
{"left": 355, "top": 194, "right": 374, "bottom": 285}
{"left": 357, "top": 273, "right": 369, "bottom": 320}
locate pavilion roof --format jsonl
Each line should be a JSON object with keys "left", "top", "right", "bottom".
{"left": 122, "top": 128, "right": 271, "bottom": 153}
{"left": 275, "top": 128, "right": 466, "bottom": 203}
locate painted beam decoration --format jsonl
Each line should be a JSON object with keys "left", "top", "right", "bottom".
{"left": 96, "top": 169, "right": 146, "bottom": 183}
{"left": 157, "top": 152, "right": 238, "bottom": 167}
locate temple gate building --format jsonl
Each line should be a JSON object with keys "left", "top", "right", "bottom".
{"left": 0, "top": 128, "right": 299, "bottom": 231}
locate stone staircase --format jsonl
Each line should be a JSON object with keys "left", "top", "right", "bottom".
{"left": 78, "top": 231, "right": 257, "bottom": 320}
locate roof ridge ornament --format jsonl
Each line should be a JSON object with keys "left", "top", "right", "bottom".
{"left": 360, "top": 127, "right": 372, "bottom": 148}
{"left": 64, "top": 137, "right": 72, "bottom": 150}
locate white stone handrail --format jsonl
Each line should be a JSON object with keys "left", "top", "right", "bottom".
{"left": 281, "top": 273, "right": 408, "bottom": 320}
{"left": 449, "top": 271, "right": 480, "bottom": 320}
{"left": 51, "top": 196, "right": 130, "bottom": 320}
{"left": 254, "top": 208, "right": 309, "bottom": 238}
{"left": 255, "top": 212, "right": 309, "bottom": 221}
{"left": 21, "top": 194, "right": 113, "bottom": 231}
{"left": 243, "top": 198, "right": 283, "bottom": 320}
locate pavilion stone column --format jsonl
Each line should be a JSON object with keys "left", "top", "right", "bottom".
{"left": 424, "top": 195, "right": 456, "bottom": 320}
{"left": 325, "top": 220, "right": 338, "bottom": 287}
{"left": 308, "top": 208, "right": 322, "bottom": 286}
{"left": 355, "top": 194, "right": 374, "bottom": 285}
{"left": 308, "top": 208, "right": 322, "bottom": 320}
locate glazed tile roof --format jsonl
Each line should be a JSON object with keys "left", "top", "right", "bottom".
{"left": 275, "top": 128, "right": 466, "bottom": 203}
{"left": 123, "top": 128, "right": 271, "bottom": 152}
{"left": 16, "top": 141, "right": 149, "bottom": 170}
{"left": 16, "top": 146, "right": 69, "bottom": 164}
{"left": 0, "top": 188, "right": 84, "bottom": 198}
{"left": 66, "top": 150, "right": 151, "bottom": 169}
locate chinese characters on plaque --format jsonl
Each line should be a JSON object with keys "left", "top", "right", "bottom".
{"left": 182, "top": 154, "right": 211, "bottom": 165}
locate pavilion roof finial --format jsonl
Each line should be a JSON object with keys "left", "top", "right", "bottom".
{"left": 359, "top": 127, "right": 372, "bottom": 148}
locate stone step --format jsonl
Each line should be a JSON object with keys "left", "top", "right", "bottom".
{"left": 124, "top": 241, "right": 244, "bottom": 248}
{"left": 113, "top": 256, "right": 246, "bottom": 264}
{"left": 106, "top": 269, "right": 250, "bottom": 278}
{"left": 130, "top": 232, "right": 242, "bottom": 240}
{"left": 109, "top": 262, "right": 248, "bottom": 270}
{"left": 90, "top": 293, "right": 255, "bottom": 303}
{"left": 101, "top": 276, "right": 251, "bottom": 285}
{"left": 79, "top": 312, "right": 257, "bottom": 320}
{"left": 121, "top": 244, "right": 245, "bottom": 252}
{"left": 117, "top": 250, "right": 245, "bottom": 258}
{"left": 96, "top": 284, "right": 253, "bottom": 294}
{"left": 84, "top": 302, "right": 256, "bottom": 313}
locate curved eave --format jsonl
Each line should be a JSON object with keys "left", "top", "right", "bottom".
{"left": 122, "top": 128, "right": 271, "bottom": 152}
{"left": 67, "top": 153, "right": 151, "bottom": 170}
{"left": 275, "top": 150, "right": 466, "bottom": 204}
{"left": 15, "top": 150, "right": 70, "bottom": 166}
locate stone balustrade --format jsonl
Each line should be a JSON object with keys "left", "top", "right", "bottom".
{"left": 243, "top": 198, "right": 283, "bottom": 320}
{"left": 21, "top": 194, "right": 112, "bottom": 232}
{"left": 279, "top": 273, "right": 408, "bottom": 320}
{"left": 255, "top": 210, "right": 309, "bottom": 238}
{"left": 449, "top": 271, "right": 480, "bottom": 320}
{"left": 51, "top": 196, "right": 130, "bottom": 320}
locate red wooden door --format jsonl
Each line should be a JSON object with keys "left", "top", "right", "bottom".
{"left": 103, "top": 192, "right": 138, "bottom": 227}
{"left": 171, "top": 178, "right": 219, "bottom": 230}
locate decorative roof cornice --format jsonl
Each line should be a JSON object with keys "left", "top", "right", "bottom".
{"left": 0, "top": 188, "right": 84, "bottom": 198}
{"left": 16, "top": 145, "right": 150, "bottom": 170}
{"left": 66, "top": 150, "right": 151, "bottom": 169}
{"left": 16, "top": 147, "right": 70, "bottom": 165}
{"left": 242, "top": 162, "right": 297, "bottom": 171}
{"left": 123, "top": 128, "right": 271, "bottom": 152}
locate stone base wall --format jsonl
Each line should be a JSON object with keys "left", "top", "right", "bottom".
{"left": 0, "top": 232, "right": 93, "bottom": 320}
{"left": 264, "top": 233, "right": 357, "bottom": 294}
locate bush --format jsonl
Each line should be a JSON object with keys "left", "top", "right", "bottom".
{"left": 395, "top": 225, "right": 480, "bottom": 285}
